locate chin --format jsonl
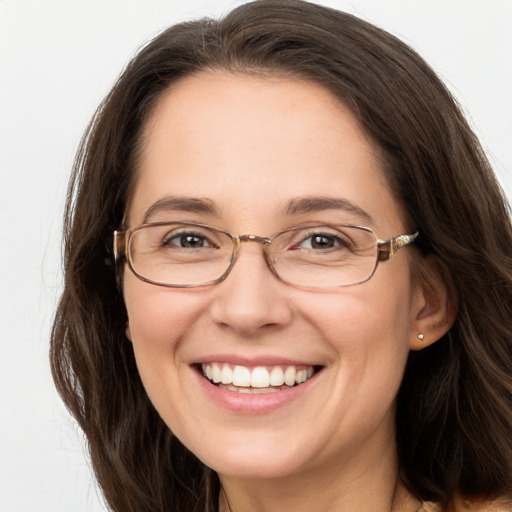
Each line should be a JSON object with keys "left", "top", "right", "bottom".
{"left": 185, "top": 429, "right": 320, "bottom": 480}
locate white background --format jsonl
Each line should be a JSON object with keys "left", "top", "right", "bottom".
{"left": 1, "top": 1, "right": 510, "bottom": 511}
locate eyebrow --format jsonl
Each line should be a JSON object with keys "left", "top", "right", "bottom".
{"left": 142, "top": 196, "right": 219, "bottom": 224}
{"left": 141, "top": 194, "right": 373, "bottom": 225}
{"left": 283, "top": 196, "right": 374, "bottom": 224}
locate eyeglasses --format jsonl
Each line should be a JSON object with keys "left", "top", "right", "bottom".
{"left": 113, "top": 221, "right": 418, "bottom": 289}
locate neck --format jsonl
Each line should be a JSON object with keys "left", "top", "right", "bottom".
{"left": 217, "top": 410, "right": 420, "bottom": 512}
{"left": 218, "top": 455, "right": 420, "bottom": 512}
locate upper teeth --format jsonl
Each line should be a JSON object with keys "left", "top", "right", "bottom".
{"left": 201, "top": 362, "right": 314, "bottom": 388}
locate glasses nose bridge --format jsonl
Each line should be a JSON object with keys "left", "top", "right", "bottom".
{"left": 237, "top": 233, "right": 272, "bottom": 246}
{"left": 227, "top": 233, "right": 275, "bottom": 279}
{"left": 232, "top": 233, "right": 273, "bottom": 263}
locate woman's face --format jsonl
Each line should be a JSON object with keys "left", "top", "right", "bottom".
{"left": 123, "top": 72, "right": 423, "bottom": 480}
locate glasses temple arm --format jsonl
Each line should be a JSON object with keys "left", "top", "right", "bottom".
{"left": 113, "top": 231, "right": 126, "bottom": 263}
{"left": 377, "top": 232, "right": 419, "bottom": 261}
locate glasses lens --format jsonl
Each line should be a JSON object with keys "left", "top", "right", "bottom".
{"left": 128, "top": 223, "right": 233, "bottom": 286}
{"left": 270, "top": 225, "right": 378, "bottom": 287}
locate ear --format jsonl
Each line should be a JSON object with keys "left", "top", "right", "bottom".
{"left": 409, "top": 256, "right": 457, "bottom": 351}
{"left": 125, "top": 321, "right": 133, "bottom": 342}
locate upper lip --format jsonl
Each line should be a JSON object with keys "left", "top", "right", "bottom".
{"left": 189, "top": 354, "right": 322, "bottom": 367}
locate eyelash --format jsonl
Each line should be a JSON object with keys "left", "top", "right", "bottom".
{"left": 300, "top": 233, "right": 346, "bottom": 248}
{"left": 162, "top": 231, "right": 217, "bottom": 249}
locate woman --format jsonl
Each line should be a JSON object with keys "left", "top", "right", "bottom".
{"left": 50, "top": 1, "right": 512, "bottom": 511}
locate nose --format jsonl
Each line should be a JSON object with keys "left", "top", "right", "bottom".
{"left": 209, "top": 241, "right": 293, "bottom": 337}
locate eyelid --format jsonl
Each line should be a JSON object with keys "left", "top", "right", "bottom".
{"left": 297, "top": 236, "right": 341, "bottom": 249}
{"left": 163, "top": 231, "right": 209, "bottom": 244}
{"left": 297, "top": 231, "right": 350, "bottom": 247}
{"left": 162, "top": 226, "right": 222, "bottom": 245}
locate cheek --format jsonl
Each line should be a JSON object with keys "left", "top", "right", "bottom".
{"left": 298, "top": 268, "right": 414, "bottom": 391}
{"left": 123, "top": 276, "right": 208, "bottom": 376}
{"left": 302, "top": 277, "right": 412, "bottom": 351}
{"left": 123, "top": 278, "right": 214, "bottom": 439}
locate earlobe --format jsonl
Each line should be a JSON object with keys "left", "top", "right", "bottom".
{"left": 126, "top": 321, "right": 133, "bottom": 342}
{"left": 409, "top": 256, "right": 457, "bottom": 351}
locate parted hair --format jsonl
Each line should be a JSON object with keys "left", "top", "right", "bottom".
{"left": 50, "top": 1, "right": 512, "bottom": 511}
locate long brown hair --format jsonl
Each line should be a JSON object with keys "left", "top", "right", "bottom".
{"left": 50, "top": 1, "right": 512, "bottom": 510}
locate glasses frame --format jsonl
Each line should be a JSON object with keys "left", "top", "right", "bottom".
{"left": 113, "top": 221, "right": 418, "bottom": 289}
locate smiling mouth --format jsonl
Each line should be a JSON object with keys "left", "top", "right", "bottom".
{"left": 200, "top": 362, "right": 320, "bottom": 394}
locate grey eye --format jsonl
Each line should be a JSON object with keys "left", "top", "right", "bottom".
{"left": 164, "top": 232, "right": 213, "bottom": 248}
{"left": 298, "top": 233, "right": 348, "bottom": 250}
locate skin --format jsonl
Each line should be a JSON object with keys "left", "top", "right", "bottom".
{"left": 123, "top": 72, "right": 451, "bottom": 512}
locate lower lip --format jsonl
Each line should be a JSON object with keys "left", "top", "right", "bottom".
{"left": 194, "top": 368, "right": 319, "bottom": 415}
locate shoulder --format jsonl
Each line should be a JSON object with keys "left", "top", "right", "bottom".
{"left": 420, "top": 497, "right": 512, "bottom": 512}
{"left": 454, "top": 496, "right": 512, "bottom": 512}
{"left": 419, "top": 502, "right": 443, "bottom": 512}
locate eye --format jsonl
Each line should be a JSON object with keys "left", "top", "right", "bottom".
{"left": 163, "top": 231, "right": 217, "bottom": 249}
{"left": 298, "top": 232, "right": 350, "bottom": 250}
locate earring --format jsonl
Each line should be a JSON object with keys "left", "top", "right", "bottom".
{"left": 417, "top": 333, "right": 424, "bottom": 341}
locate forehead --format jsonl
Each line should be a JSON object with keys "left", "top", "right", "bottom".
{"left": 128, "top": 71, "right": 404, "bottom": 234}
